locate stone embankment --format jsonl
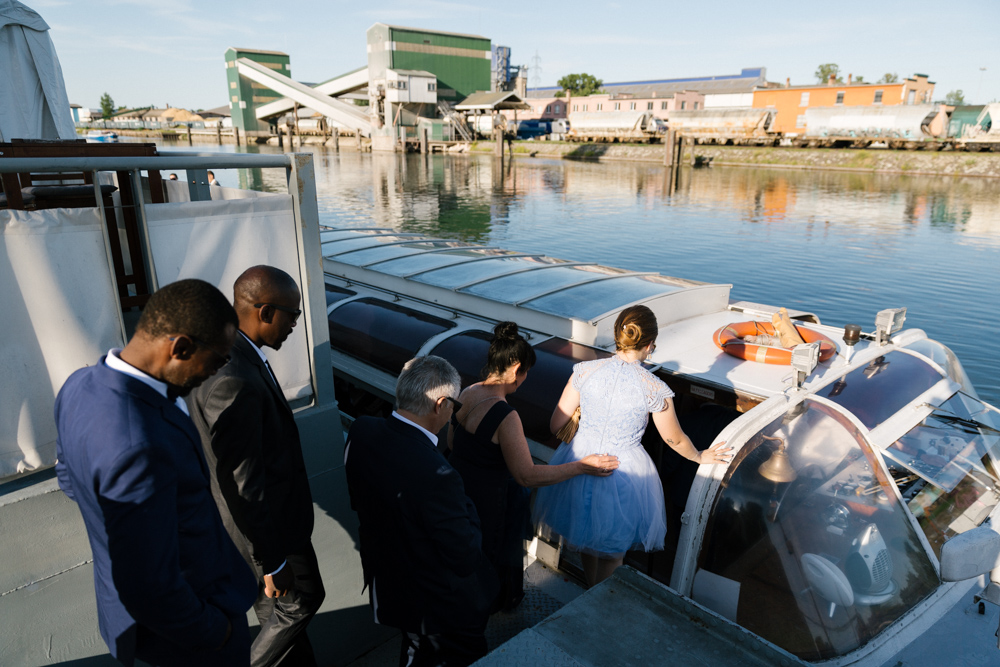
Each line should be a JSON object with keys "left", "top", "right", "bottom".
{"left": 469, "top": 141, "right": 1000, "bottom": 178}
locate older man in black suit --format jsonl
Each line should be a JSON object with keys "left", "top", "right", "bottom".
{"left": 187, "top": 266, "right": 324, "bottom": 667}
{"left": 345, "top": 355, "right": 498, "bottom": 667}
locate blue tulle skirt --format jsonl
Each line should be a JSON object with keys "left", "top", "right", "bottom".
{"left": 533, "top": 440, "right": 667, "bottom": 557}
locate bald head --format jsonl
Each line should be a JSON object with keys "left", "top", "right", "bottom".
{"left": 233, "top": 265, "right": 301, "bottom": 350}
{"left": 234, "top": 266, "right": 298, "bottom": 311}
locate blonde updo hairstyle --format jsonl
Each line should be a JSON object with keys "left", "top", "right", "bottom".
{"left": 614, "top": 305, "right": 658, "bottom": 352}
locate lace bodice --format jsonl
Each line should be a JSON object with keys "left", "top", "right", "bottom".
{"left": 571, "top": 356, "right": 674, "bottom": 452}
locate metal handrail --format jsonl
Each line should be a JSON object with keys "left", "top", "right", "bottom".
{"left": 0, "top": 154, "right": 295, "bottom": 173}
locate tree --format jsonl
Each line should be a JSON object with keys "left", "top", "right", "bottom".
{"left": 945, "top": 90, "right": 966, "bottom": 105}
{"left": 854, "top": 75, "right": 866, "bottom": 84}
{"left": 99, "top": 93, "right": 115, "bottom": 119}
{"left": 815, "top": 63, "right": 842, "bottom": 84}
{"left": 557, "top": 73, "right": 603, "bottom": 97}
{"left": 877, "top": 73, "right": 899, "bottom": 84}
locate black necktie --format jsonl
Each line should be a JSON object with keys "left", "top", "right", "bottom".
{"left": 263, "top": 359, "right": 279, "bottom": 388}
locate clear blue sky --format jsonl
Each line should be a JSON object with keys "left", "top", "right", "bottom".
{"left": 35, "top": 0, "right": 999, "bottom": 111}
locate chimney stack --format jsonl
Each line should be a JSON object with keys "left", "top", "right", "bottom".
{"left": 786, "top": 77, "right": 790, "bottom": 87}
{"left": 848, "top": 73, "right": 853, "bottom": 84}
{"left": 828, "top": 74, "right": 836, "bottom": 85}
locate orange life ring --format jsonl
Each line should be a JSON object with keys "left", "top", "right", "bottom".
{"left": 713, "top": 321, "right": 837, "bottom": 365}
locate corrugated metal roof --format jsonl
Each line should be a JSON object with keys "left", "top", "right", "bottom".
{"left": 455, "top": 91, "right": 531, "bottom": 110}
{"left": 373, "top": 22, "right": 489, "bottom": 41}
{"left": 526, "top": 68, "right": 768, "bottom": 99}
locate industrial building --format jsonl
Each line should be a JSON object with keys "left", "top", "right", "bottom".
{"left": 225, "top": 47, "right": 291, "bottom": 136}
{"left": 752, "top": 74, "right": 936, "bottom": 135}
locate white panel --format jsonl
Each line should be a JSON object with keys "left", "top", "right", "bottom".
{"left": 145, "top": 196, "right": 312, "bottom": 402}
{"left": 0, "top": 208, "right": 124, "bottom": 478}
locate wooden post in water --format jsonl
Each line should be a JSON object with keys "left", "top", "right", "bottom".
{"left": 186, "top": 124, "right": 192, "bottom": 145}
{"left": 356, "top": 132, "right": 362, "bottom": 152}
{"left": 421, "top": 128, "right": 428, "bottom": 154}
{"left": 495, "top": 127, "right": 503, "bottom": 159}
{"left": 234, "top": 127, "right": 241, "bottom": 146}
{"left": 286, "top": 123, "right": 294, "bottom": 151}
{"left": 331, "top": 128, "right": 339, "bottom": 151}
{"left": 664, "top": 129, "right": 676, "bottom": 167}
{"left": 216, "top": 123, "right": 222, "bottom": 144}
{"left": 689, "top": 137, "right": 696, "bottom": 166}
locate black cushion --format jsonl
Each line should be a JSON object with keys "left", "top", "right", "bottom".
{"left": 0, "top": 192, "right": 37, "bottom": 207}
{"left": 21, "top": 184, "right": 118, "bottom": 199}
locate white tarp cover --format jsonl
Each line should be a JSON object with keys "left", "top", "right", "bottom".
{"left": 0, "top": 0, "right": 76, "bottom": 141}
{"left": 568, "top": 111, "right": 648, "bottom": 132}
{"left": 144, "top": 195, "right": 313, "bottom": 402}
{"left": 804, "top": 105, "right": 938, "bottom": 137}
{"left": 0, "top": 207, "right": 125, "bottom": 479}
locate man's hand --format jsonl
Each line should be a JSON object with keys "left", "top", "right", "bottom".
{"left": 263, "top": 564, "right": 295, "bottom": 598}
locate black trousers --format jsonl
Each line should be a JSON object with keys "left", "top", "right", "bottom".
{"left": 250, "top": 542, "right": 326, "bottom": 667}
{"left": 398, "top": 626, "right": 488, "bottom": 667}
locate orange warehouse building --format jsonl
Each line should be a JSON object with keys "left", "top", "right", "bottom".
{"left": 753, "top": 74, "right": 935, "bottom": 134}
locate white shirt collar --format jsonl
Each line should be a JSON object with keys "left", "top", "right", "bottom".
{"left": 104, "top": 349, "right": 189, "bottom": 415}
{"left": 391, "top": 411, "right": 438, "bottom": 446}
{"left": 239, "top": 330, "right": 269, "bottom": 364}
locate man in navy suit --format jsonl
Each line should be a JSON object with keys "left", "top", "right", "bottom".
{"left": 55, "top": 279, "right": 258, "bottom": 666}
{"left": 345, "top": 356, "right": 498, "bottom": 667}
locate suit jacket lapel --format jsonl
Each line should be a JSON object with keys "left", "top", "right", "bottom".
{"left": 235, "top": 334, "right": 293, "bottom": 414}
{"left": 96, "top": 362, "right": 209, "bottom": 476}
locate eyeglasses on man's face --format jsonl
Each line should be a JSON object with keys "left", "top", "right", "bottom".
{"left": 254, "top": 302, "right": 302, "bottom": 324}
{"left": 169, "top": 335, "right": 232, "bottom": 370}
{"left": 440, "top": 396, "right": 463, "bottom": 412}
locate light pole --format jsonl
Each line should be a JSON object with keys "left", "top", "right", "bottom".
{"left": 977, "top": 67, "right": 987, "bottom": 104}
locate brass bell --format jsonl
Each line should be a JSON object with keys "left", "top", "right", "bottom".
{"left": 759, "top": 436, "right": 798, "bottom": 483}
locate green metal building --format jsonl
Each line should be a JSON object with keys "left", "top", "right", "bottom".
{"left": 366, "top": 24, "right": 491, "bottom": 103}
{"left": 225, "top": 47, "right": 290, "bottom": 134}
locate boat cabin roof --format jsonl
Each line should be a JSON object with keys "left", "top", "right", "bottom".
{"left": 322, "top": 228, "right": 884, "bottom": 401}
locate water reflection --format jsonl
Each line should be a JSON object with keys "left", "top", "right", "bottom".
{"left": 157, "top": 143, "right": 1000, "bottom": 406}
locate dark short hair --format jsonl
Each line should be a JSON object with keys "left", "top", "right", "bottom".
{"left": 484, "top": 321, "right": 535, "bottom": 379}
{"left": 135, "top": 279, "right": 237, "bottom": 346}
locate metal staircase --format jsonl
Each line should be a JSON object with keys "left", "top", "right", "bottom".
{"left": 437, "top": 101, "right": 472, "bottom": 141}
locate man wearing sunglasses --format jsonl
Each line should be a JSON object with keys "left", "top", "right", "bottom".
{"left": 187, "top": 265, "right": 323, "bottom": 667}
{"left": 55, "top": 279, "right": 256, "bottom": 666}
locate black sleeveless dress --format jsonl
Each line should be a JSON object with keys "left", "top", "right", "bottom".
{"left": 450, "top": 401, "right": 531, "bottom": 612}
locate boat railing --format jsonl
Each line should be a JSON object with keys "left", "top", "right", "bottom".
{"left": 0, "top": 150, "right": 340, "bottom": 484}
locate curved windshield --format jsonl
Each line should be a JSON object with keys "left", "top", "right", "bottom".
{"left": 818, "top": 351, "right": 943, "bottom": 430}
{"left": 902, "top": 338, "right": 976, "bottom": 396}
{"left": 885, "top": 391, "right": 1000, "bottom": 557}
{"left": 695, "top": 399, "right": 938, "bottom": 661}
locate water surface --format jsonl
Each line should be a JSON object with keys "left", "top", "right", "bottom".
{"left": 161, "top": 143, "right": 1000, "bottom": 406}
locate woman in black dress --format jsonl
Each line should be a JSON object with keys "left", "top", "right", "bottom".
{"left": 447, "top": 322, "right": 618, "bottom": 611}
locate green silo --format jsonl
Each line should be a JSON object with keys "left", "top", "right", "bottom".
{"left": 225, "top": 47, "right": 291, "bottom": 135}
{"left": 366, "top": 24, "right": 491, "bottom": 103}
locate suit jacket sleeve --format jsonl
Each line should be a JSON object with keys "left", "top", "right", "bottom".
{"left": 200, "top": 374, "right": 286, "bottom": 573}
{"left": 418, "top": 464, "right": 486, "bottom": 578}
{"left": 102, "top": 441, "right": 230, "bottom": 651}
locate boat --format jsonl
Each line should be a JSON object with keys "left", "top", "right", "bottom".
{"left": 319, "top": 226, "right": 1000, "bottom": 665}
{"left": 3, "top": 137, "right": 1000, "bottom": 666}
{"left": 85, "top": 129, "right": 118, "bottom": 142}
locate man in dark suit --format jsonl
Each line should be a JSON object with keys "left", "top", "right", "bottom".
{"left": 55, "top": 279, "right": 257, "bottom": 667}
{"left": 345, "top": 355, "right": 498, "bottom": 667}
{"left": 187, "top": 265, "right": 324, "bottom": 667}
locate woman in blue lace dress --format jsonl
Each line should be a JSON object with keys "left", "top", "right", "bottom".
{"left": 533, "top": 305, "right": 731, "bottom": 587}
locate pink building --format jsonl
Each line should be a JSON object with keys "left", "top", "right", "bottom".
{"left": 510, "top": 90, "right": 705, "bottom": 122}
